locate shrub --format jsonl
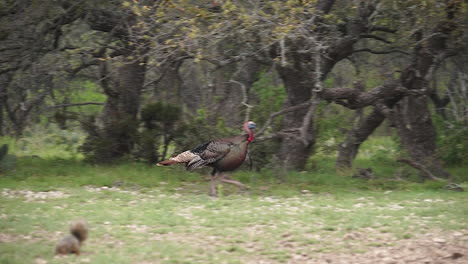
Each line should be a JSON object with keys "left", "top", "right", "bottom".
{"left": 437, "top": 120, "right": 468, "bottom": 166}
{"left": 134, "top": 102, "right": 185, "bottom": 163}
{"left": 79, "top": 115, "right": 139, "bottom": 163}
{"left": 0, "top": 144, "right": 16, "bottom": 172}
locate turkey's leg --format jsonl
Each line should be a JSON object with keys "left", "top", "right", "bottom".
{"left": 219, "top": 174, "right": 245, "bottom": 190}
{"left": 209, "top": 169, "right": 218, "bottom": 197}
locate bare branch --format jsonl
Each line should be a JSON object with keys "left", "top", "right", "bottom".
{"left": 229, "top": 80, "right": 254, "bottom": 123}
{"left": 98, "top": 60, "right": 116, "bottom": 97}
{"left": 203, "top": 54, "right": 247, "bottom": 70}
{"left": 319, "top": 80, "right": 406, "bottom": 109}
{"left": 313, "top": 40, "right": 324, "bottom": 92}
{"left": 369, "top": 26, "right": 397, "bottom": 33}
{"left": 66, "top": 59, "right": 99, "bottom": 76}
{"left": 0, "top": 65, "right": 21, "bottom": 75}
{"left": 255, "top": 129, "right": 304, "bottom": 142}
{"left": 255, "top": 101, "right": 313, "bottom": 138}
{"left": 256, "top": 38, "right": 325, "bottom": 145}
{"left": 359, "top": 34, "right": 392, "bottom": 44}
{"left": 353, "top": 48, "right": 409, "bottom": 55}
{"left": 47, "top": 102, "right": 104, "bottom": 108}
{"left": 66, "top": 27, "right": 117, "bottom": 77}
{"left": 280, "top": 38, "right": 287, "bottom": 67}
{"left": 143, "top": 58, "right": 186, "bottom": 88}
{"left": 0, "top": 45, "right": 23, "bottom": 52}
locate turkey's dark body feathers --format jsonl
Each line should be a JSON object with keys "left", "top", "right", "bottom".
{"left": 156, "top": 121, "right": 255, "bottom": 196}
{"left": 187, "top": 134, "right": 249, "bottom": 172}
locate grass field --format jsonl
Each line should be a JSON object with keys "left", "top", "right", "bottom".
{"left": 0, "top": 156, "right": 467, "bottom": 264}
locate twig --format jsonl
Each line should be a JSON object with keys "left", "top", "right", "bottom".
{"left": 255, "top": 101, "right": 313, "bottom": 137}
{"left": 229, "top": 80, "right": 254, "bottom": 123}
{"left": 280, "top": 38, "right": 287, "bottom": 67}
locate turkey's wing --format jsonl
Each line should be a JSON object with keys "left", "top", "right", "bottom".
{"left": 200, "top": 141, "right": 232, "bottom": 161}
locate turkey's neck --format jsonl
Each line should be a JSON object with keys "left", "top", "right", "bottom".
{"left": 243, "top": 123, "right": 254, "bottom": 143}
{"left": 247, "top": 130, "right": 254, "bottom": 142}
{"left": 228, "top": 134, "right": 251, "bottom": 145}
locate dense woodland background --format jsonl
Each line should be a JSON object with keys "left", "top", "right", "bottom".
{"left": 0, "top": 0, "right": 467, "bottom": 179}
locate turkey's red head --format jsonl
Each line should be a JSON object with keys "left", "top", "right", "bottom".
{"left": 243, "top": 121, "right": 256, "bottom": 142}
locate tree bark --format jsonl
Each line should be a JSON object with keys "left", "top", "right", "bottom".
{"left": 390, "top": 2, "right": 460, "bottom": 179}
{"left": 97, "top": 60, "right": 146, "bottom": 159}
{"left": 275, "top": 65, "right": 315, "bottom": 170}
{"left": 271, "top": 1, "right": 377, "bottom": 171}
{"left": 394, "top": 95, "right": 451, "bottom": 179}
{"left": 336, "top": 109, "right": 386, "bottom": 169}
{"left": 0, "top": 93, "right": 4, "bottom": 136}
{"left": 0, "top": 76, "right": 7, "bottom": 136}
{"left": 335, "top": 1, "right": 460, "bottom": 176}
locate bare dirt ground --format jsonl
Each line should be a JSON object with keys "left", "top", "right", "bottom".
{"left": 16, "top": 231, "right": 467, "bottom": 264}
{"left": 286, "top": 230, "right": 467, "bottom": 264}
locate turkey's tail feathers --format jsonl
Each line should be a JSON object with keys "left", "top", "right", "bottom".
{"left": 156, "top": 151, "right": 199, "bottom": 167}
{"left": 156, "top": 159, "right": 178, "bottom": 166}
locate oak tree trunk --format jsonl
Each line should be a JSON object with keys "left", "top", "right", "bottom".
{"left": 336, "top": 109, "right": 386, "bottom": 169}
{"left": 0, "top": 82, "right": 5, "bottom": 136}
{"left": 97, "top": 60, "right": 146, "bottom": 160}
{"left": 275, "top": 66, "right": 315, "bottom": 170}
{"left": 395, "top": 96, "right": 451, "bottom": 179}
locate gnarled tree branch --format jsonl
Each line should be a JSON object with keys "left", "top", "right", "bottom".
{"left": 47, "top": 102, "right": 104, "bottom": 108}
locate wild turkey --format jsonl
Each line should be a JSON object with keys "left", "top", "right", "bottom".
{"left": 157, "top": 121, "right": 256, "bottom": 196}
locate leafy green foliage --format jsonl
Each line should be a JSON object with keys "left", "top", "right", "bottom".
{"left": 434, "top": 117, "right": 468, "bottom": 166}
{"left": 247, "top": 71, "right": 287, "bottom": 170}
{"left": 61, "top": 80, "right": 104, "bottom": 109}
{"left": 137, "top": 129, "right": 159, "bottom": 164}
{"left": 313, "top": 103, "right": 353, "bottom": 155}
{"left": 250, "top": 72, "right": 286, "bottom": 126}
{"left": 1, "top": 125, "right": 85, "bottom": 160}
{"left": 173, "top": 109, "right": 236, "bottom": 153}
{"left": 135, "top": 102, "right": 185, "bottom": 163}
{"left": 249, "top": 140, "right": 281, "bottom": 172}
{"left": 80, "top": 115, "right": 139, "bottom": 163}
{"left": 140, "top": 102, "right": 181, "bottom": 129}
{"left": 47, "top": 79, "right": 104, "bottom": 116}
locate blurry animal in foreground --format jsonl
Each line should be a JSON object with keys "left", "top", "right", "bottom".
{"left": 55, "top": 219, "right": 89, "bottom": 255}
{"left": 157, "top": 121, "right": 256, "bottom": 196}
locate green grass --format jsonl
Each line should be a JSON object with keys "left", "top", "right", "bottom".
{"left": 1, "top": 133, "right": 467, "bottom": 263}
{"left": 1, "top": 125, "right": 86, "bottom": 160}
{"left": 1, "top": 157, "right": 467, "bottom": 263}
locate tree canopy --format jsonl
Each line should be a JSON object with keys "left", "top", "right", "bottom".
{"left": 0, "top": 0, "right": 467, "bottom": 176}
